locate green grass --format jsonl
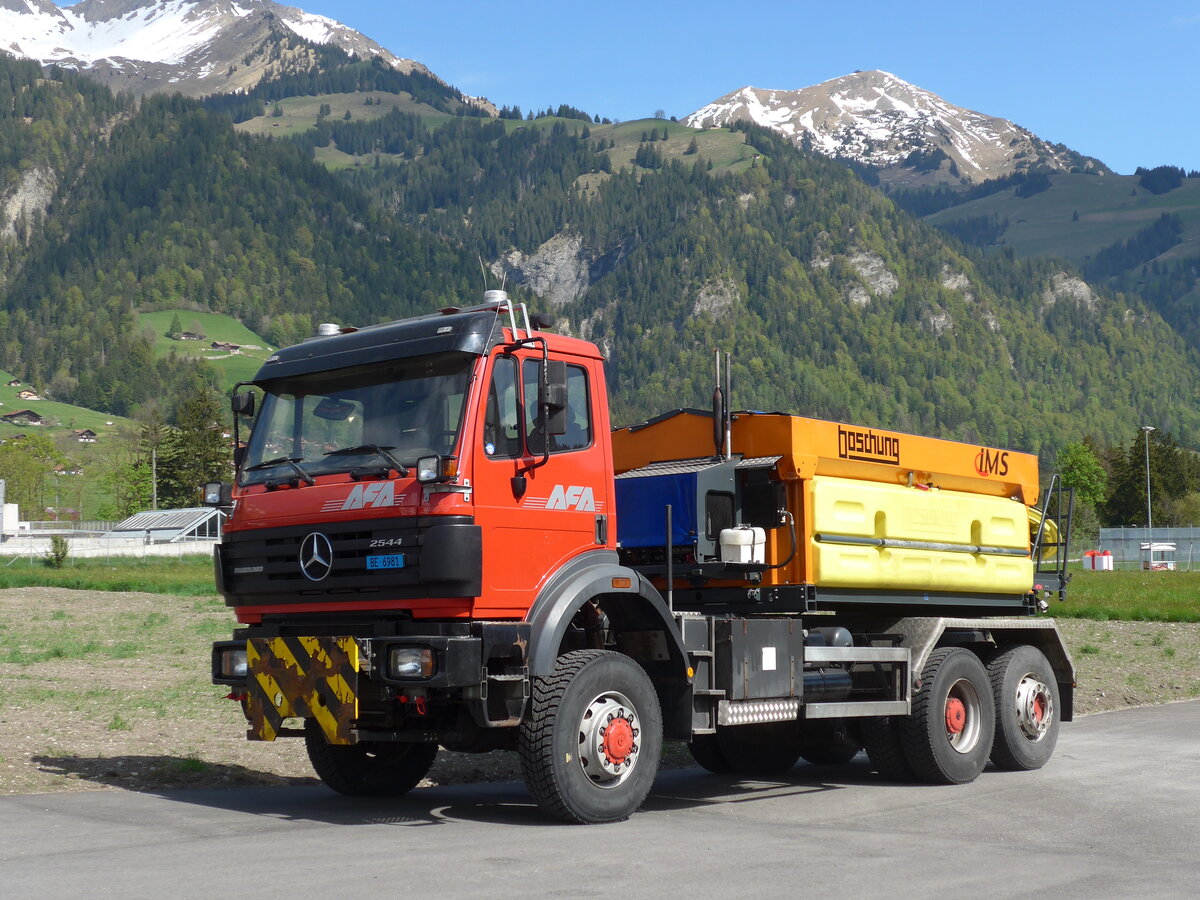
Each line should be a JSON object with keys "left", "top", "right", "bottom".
{"left": 0, "top": 584, "right": 239, "bottom": 780}
{"left": 924, "top": 173, "right": 1200, "bottom": 265}
{"left": 0, "top": 555, "right": 216, "bottom": 595}
{"left": 234, "top": 90, "right": 454, "bottom": 139}
{"left": 1055, "top": 568, "right": 1200, "bottom": 622}
{"left": 0, "top": 367, "right": 134, "bottom": 441}
{"left": 234, "top": 90, "right": 456, "bottom": 172}
{"left": 137, "top": 310, "right": 275, "bottom": 391}
{"left": 557, "top": 117, "right": 760, "bottom": 176}
{"left": 1, "top": 555, "right": 1196, "bottom": 622}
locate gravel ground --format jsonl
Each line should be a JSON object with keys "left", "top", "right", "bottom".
{"left": 2, "top": 588, "right": 1198, "bottom": 795}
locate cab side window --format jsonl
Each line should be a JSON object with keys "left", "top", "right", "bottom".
{"left": 483, "top": 356, "right": 521, "bottom": 458}
{"left": 523, "top": 360, "right": 591, "bottom": 454}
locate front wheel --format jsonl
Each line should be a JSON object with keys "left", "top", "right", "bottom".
{"left": 519, "top": 650, "right": 663, "bottom": 824}
{"left": 988, "top": 645, "right": 1061, "bottom": 770}
{"left": 304, "top": 720, "right": 438, "bottom": 797}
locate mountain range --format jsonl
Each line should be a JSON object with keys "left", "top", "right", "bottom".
{"left": 685, "top": 71, "right": 1111, "bottom": 186}
{"left": 0, "top": 0, "right": 1197, "bottom": 469}
{"left": 0, "top": 0, "right": 431, "bottom": 96}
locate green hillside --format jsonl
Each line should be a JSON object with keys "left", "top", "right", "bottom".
{"left": 0, "top": 369, "right": 132, "bottom": 442}
{"left": 1, "top": 68, "right": 475, "bottom": 418}
{"left": 139, "top": 310, "right": 276, "bottom": 389}
{"left": 4, "top": 52, "right": 1200, "bottom": 465}
{"left": 923, "top": 173, "right": 1200, "bottom": 263}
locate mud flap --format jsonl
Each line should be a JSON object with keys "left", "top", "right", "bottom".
{"left": 245, "top": 636, "right": 360, "bottom": 744}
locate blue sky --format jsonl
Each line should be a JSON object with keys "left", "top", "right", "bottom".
{"left": 289, "top": 0, "right": 1198, "bottom": 175}
{"left": 51, "top": 1, "right": 1198, "bottom": 173}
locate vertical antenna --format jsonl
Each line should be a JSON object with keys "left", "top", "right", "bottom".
{"left": 712, "top": 350, "right": 725, "bottom": 459}
{"left": 724, "top": 351, "right": 732, "bottom": 459}
{"left": 477, "top": 255, "right": 489, "bottom": 292}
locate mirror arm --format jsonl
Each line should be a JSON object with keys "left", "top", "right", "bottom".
{"left": 230, "top": 381, "right": 256, "bottom": 478}
{"left": 510, "top": 338, "right": 553, "bottom": 497}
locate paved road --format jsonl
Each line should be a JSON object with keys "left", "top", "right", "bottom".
{"left": 3, "top": 702, "right": 1198, "bottom": 899}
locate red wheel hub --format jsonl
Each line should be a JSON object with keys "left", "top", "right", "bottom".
{"left": 601, "top": 717, "right": 635, "bottom": 766}
{"left": 945, "top": 697, "right": 967, "bottom": 734}
{"left": 1032, "top": 693, "right": 1046, "bottom": 723}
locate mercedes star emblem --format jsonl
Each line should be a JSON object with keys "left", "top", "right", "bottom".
{"left": 299, "top": 532, "right": 334, "bottom": 582}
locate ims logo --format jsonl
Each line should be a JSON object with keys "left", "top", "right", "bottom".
{"left": 974, "top": 447, "right": 1010, "bottom": 477}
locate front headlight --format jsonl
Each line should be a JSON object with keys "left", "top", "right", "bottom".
{"left": 389, "top": 646, "right": 436, "bottom": 678}
{"left": 416, "top": 456, "right": 441, "bottom": 483}
{"left": 219, "top": 647, "right": 247, "bottom": 679}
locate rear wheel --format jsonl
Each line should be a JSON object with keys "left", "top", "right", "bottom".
{"left": 715, "top": 722, "right": 803, "bottom": 776}
{"left": 797, "top": 724, "right": 861, "bottom": 766}
{"left": 304, "top": 720, "right": 438, "bottom": 797}
{"left": 860, "top": 716, "right": 916, "bottom": 782}
{"left": 798, "top": 741, "right": 861, "bottom": 766}
{"left": 900, "top": 647, "right": 995, "bottom": 785}
{"left": 687, "top": 733, "right": 734, "bottom": 773}
{"left": 988, "top": 645, "right": 1060, "bottom": 770}
{"left": 519, "top": 650, "right": 663, "bottom": 824}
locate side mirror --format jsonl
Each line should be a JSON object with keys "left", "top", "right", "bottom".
{"left": 540, "top": 359, "right": 568, "bottom": 436}
{"left": 231, "top": 391, "right": 256, "bottom": 418}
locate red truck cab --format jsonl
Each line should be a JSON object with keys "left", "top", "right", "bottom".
{"left": 218, "top": 293, "right": 615, "bottom": 623}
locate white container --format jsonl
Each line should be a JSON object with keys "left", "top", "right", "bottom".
{"left": 720, "top": 526, "right": 766, "bottom": 564}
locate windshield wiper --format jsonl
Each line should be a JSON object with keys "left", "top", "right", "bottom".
{"left": 243, "top": 455, "right": 315, "bottom": 485}
{"left": 324, "top": 444, "right": 410, "bottom": 477}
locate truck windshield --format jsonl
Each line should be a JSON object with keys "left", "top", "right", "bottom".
{"left": 240, "top": 353, "right": 474, "bottom": 486}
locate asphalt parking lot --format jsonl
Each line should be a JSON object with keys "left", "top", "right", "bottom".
{"left": 3, "top": 701, "right": 1198, "bottom": 899}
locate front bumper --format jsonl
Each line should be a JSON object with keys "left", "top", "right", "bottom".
{"left": 213, "top": 623, "right": 530, "bottom": 742}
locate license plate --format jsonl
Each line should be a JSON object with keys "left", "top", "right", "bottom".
{"left": 366, "top": 553, "right": 406, "bottom": 570}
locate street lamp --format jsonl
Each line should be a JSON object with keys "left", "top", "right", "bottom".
{"left": 1141, "top": 425, "right": 1155, "bottom": 532}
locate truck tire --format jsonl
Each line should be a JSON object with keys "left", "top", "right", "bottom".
{"left": 900, "top": 647, "right": 995, "bottom": 785}
{"left": 987, "top": 645, "right": 1060, "bottom": 771}
{"left": 859, "top": 717, "right": 916, "bottom": 782}
{"left": 715, "top": 722, "right": 803, "bottom": 776}
{"left": 304, "top": 720, "right": 438, "bottom": 797}
{"left": 687, "top": 733, "right": 734, "bottom": 773}
{"left": 519, "top": 649, "right": 663, "bottom": 824}
{"left": 798, "top": 739, "right": 861, "bottom": 766}
{"left": 791, "top": 720, "right": 861, "bottom": 766}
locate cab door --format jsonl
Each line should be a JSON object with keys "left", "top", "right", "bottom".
{"left": 470, "top": 348, "right": 610, "bottom": 617}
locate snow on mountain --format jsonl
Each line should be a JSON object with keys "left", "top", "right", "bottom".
{"left": 685, "top": 70, "right": 1110, "bottom": 185}
{"left": 0, "top": 0, "right": 432, "bottom": 95}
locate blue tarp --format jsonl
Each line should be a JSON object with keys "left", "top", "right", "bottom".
{"left": 615, "top": 472, "right": 698, "bottom": 548}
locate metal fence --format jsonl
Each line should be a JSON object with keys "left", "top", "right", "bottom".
{"left": 1095, "top": 527, "right": 1200, "bottom": 571}
{"left": 0, "top": 533, "right": 217, "bottom": 564}
{"left": 20, "top": 521, "right": 119, "bottom": 535}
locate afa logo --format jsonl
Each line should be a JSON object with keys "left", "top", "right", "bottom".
{"left": 548, "top": 484, "right": 597, "bottom": 511}
{"left": 974, "top": 447, "right": 1010, "bottom": 477}
{"left": 341, "top": 482, "right": 397, "bottom": 510}
{"left": 526, "top": 484, "right": 597, "bottom": 512}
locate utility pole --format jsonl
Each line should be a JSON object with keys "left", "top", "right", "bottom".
{"left": 1141, "top": 425, "right": 1155, "bottom": 532}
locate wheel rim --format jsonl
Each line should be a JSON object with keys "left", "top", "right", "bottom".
{"left": 1014, "top": 673, "right": 1054, "bottom": 742}
{"left": 944, "top": 678, "right": 984, "bottom": 754}
{"left": 578, "top": 689, "right": 641, "bottom": 788}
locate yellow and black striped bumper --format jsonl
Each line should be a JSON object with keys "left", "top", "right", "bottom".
{"left": 245, "top": 636, "right": 361, "bottom": 744}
